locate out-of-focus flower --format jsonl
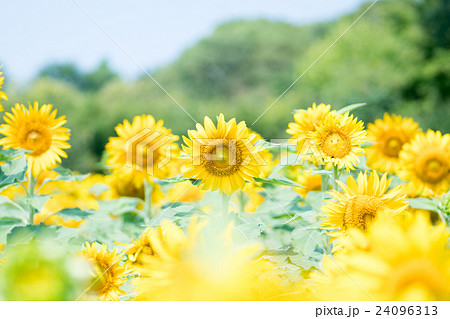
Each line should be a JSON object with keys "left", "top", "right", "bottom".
{"left": 366, "top": 114, "right": 420, "bottom": 174}
{"left": 398, "top": 130, "right": 450, "bottom": 195}
{"left": 311, "top": 213, "right": 450, "bottom": 300}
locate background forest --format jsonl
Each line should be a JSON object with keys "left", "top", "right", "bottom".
{"left": 1, "top": 0, "right": 449, "bottom": 172}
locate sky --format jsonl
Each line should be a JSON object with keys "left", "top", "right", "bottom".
{"left": 1, "top": 0, "right": 367, "bottom": 82}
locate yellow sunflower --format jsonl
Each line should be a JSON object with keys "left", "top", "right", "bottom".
{"left": 106, "top": 115, "right": 179, "bottom": 188}
{"left": 311, "top": 112, "right": 366, "bottom": 171}
{"left": 133, "top": 218, "right": 304, "bottom": 300}
{"left": 311, "top": 213, "right": 450, "bottom": 300}
{"left": 287, "top": 103, "right": 334, "bottom": 152}
{"left": 181, "top": 113, "right": 264, "bottom": 195}
{"left": 398, "top": 130, "right": 450, "bottom": 195}
{"left": 79, "top": 242, "right": 129, "bottom": 301}
{"left": 0, "top": 72, "right": 8, "bottom": 111}
{"left": 366, "top": 114, "right": 420, "bottom": 173}
{"left": 295, "top": 170, "right": 329, "bottom": 198}
{"left": 322, "top": 171, "right": 408, "bottom": 241}
{"left": 0, "top": 102, "right": 71, "bottom": 175}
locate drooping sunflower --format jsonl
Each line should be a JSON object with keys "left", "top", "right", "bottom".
{"left": 311, "top": 112, "right": 366, "bottom": 171}
{"left": 181, "top": 114, "right": 264, "bottom": 195}
{"left": 106, "top": 115, "right": 179, "bottom": 188}
{"left": 322, "top": 171, "right": 408, "bottom": 241}
{"left": 0, "top": 72, "right": 8, "bottom": 111}
{"left": 311, "top": 213, "right": 450, "bottom": 301}
{"left": 0, "top": 102, "right": 71, "bottom": 175}
{"left": 366, "top": 114, "right": 420, "bottom": 173}
{"left": 398, "top": 130, "right": 450, "bottom": 195}
{"left": 133, "top": 218, "right": 304, "bottom": 300}
{"left": 79, "top": 242, "right": 129, "bottom": 301}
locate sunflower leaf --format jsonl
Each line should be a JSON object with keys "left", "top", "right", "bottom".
{"left": 336, "top": 103, "right": 367, "bottom": 114}
{"left": 254, "top": 174, "right": 302, "bottom": 187}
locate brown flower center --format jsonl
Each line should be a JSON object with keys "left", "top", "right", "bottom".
{"left": 383, "top": 137, "right": 403, "bottom": 158}
{"left": 344, "top": 195, "right": 385, "bottom": 231}
{"left": 19, "top": 127, "right": 52, "bottom": 156}
{"left": 322, "top": 132, "right": 351, "bottom": 159}
{"left": 202, "top": 139, "right": 242, "bottom": 176}
{"left": 415, "top": 152, "right": 449, "bottom": 184}
{"left": 389, "top": 259, "right": 447, "bottom": 300}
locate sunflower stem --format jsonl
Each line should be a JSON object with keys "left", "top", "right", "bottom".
{"left": 221, "top": 192, "right": 230, "bottom": 216}
{"left": 27, "top": 170, "right": 37, "bottom": 224}
{"left": 144, "top": 179, "right": 152, "bottom": 218}
{"left": 319, "top": 165, "right": 328, "bottom": 192}
{"left": 333, "top": 164, "right": 339, "bottom": 190}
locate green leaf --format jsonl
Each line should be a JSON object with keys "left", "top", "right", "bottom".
{"left": 0, "top": 195, "right": 28, "bottom": 222}
{"left": 336, "top": 103, "right": 366, "bottom": 114}
{"left": 56, "top": 208, "right": 93, "bottom": 220}
{"left": 30, "top": 195, "right": 52, "bottom": 211}
{"left": 406, "top": 198, "right": 439, "bottom": 212}
{"left": 98, "top": 197, "right": 142, "bottom": 216}
{"left": 254, "top": 174, "right": 302, "bottom": 187}
{"left": 307, "top": 169, "right": 333, "bottom": 177}
{"left": 6, "top": 224, "right": 62, "bottom": 246}
{"left": 156, "top": 175, "right": 201, "bottom": 185}
{"left": 0, "top": 154, "right": 27, "bottom": 190}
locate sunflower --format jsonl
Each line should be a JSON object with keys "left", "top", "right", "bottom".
{"left": 287, "top": 103, "right": 334, "bottom": 152}
{"left": 366, "top": 114, "right": 420, "bottom": 173}
{"left": 181, "top": 113, "right": 264, "bottom": 195}
{"left": 398, "top": 130, "right": 450, "bottom": 195}
{"left": 311, "top": 213, "right": 450, "bottom": 300}
{"left": 133, "top": 218, "right": 304, "bottom": 300}
{"left": 106, "top": 115, "right": 179, "bottom": 188}
{"left": 0, "top": 72, "right": 8, "bottom": 111}
{"left": 311, "top": 112, "right": 366, "bottom": 170}
{"left": 295, "top": 170, "right": 329, "bottom": 198}
{"left": 79, "top": 242, "right": 129, "bottom": 301}
{"left": 0, "top": 102, "right": 71, "bottom": 175}
{"left": 322, "top": 171, "right": 408, "bottom": 241}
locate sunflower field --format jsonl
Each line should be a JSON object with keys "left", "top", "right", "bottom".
{"left": 0, "top": 69, "right": 450, "bottom": 302}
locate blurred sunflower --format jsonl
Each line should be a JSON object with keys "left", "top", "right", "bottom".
{"left": 366, "top": 114, "right": 420, "bottom": 173}
{"left": 106, "top": 115, "right": 179, "bottom": 188}
{"left": 133, "top": 218, "right": 304, "bottom": 300}
{"left": 398, "top": 130, "right": 450, "bottom": 195}
{"left": 294, "top": 170, "right": 329, "bottom": 198}
{"left": 311, "top": 213, "right": 450, "bottom": 300}
{"left": 0, "top": 102, "right": 71, "bottom": 175}
{"left": 311, "top": 112, "right": 366, "bottom": 171}
{"left": 0, "top": 72, "right": 8, "bottom": 111}
{"left": 181, "top": 113, "right": 264, "bottom": 195}
{"left": 125, "top": 220, "right": 189, "bottom": 269}
{"left": 322, "top": 171, "right": 408, "bottom": 241}
{"left": 286, "top": 103, "right": 334, "bottom": 153}
{"left": 80, "top": 242, "right": 129, "bottom": 301}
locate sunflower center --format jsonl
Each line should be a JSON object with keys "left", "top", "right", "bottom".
{"left": 202, "top": 139, "right": 242, "bottom": 176}
{"left": 390, "top": 259, "right": 446, "bottom": 300}
{"left": 415, "top": 152, "right": 449, "bottom": 184}
{"left": 322, "top": 132, "right": 351, "bottom": 159}
{"left": 19, "top": 127, "right": 52, "bottom": 156}
{"left": 344, "top": 195, "right": 385, "bottom": 231}
{"left": 383, "top": 137, "right": 403, "bottom": 158}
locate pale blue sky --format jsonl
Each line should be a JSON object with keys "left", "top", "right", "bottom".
{"left": 1, "top": 0, "right": 367, "bottom": 81}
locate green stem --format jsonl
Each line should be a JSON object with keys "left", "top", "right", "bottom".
{"left": 333, "top": 164, "right": 339, "bottom": 190}
{"left": 221, "top": 192, "right": 230, "bottom": 216}
{"left": 319, "top": 165, "right": 328, "bottom": 192}
{"left": 28, "top": 170, "right": 37, "bottom": 224}
{"left": 144, "top": 180, "right": 152, "bottom": 218}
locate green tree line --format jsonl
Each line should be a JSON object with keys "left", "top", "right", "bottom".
{"left": 3, "top": 0, "right": 449, "bottom": 172}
